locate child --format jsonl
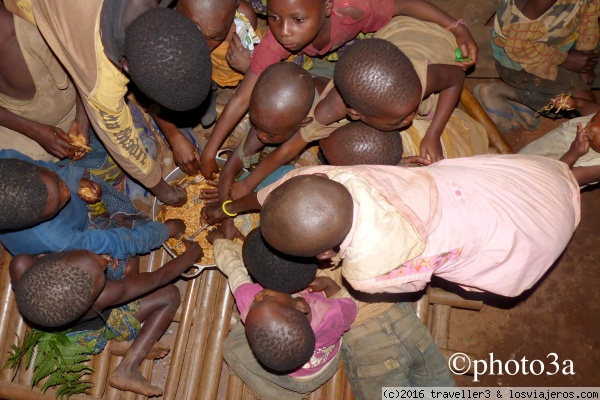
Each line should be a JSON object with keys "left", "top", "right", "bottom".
{"left": 217, "top": 20, "right": 488, "bottom": 200}
{"left": 475, "top": 0, "right": 600, "bottom": 133}
{"left": 177, "top": 0, "right": 259, "bottom": 126}
{"left": 0, "top": 3, "right": 90, "bottom": 162}
{"left": 9, "top": 241, "right": 203, "bottom": 396}
{"left": 6, "top": 2, "right": 212, "bottom": 205}
{"left": 0, "top": 151, "right": 185, "bottom": 279}
{"left": 213, "top": 227, "right": 454, "bottom": 399}
{"left": 319, "top": 121, "right": 405, "bottom": 166}
{"left": 200, "top": 0, "right": 479, "bottom": 179}
{"left": 202, "top": 154, "right": 580, "bottom": 297}
{"left": 216, "top": 62, "right": 317, "bottom": 223}
{"left": 519, "top": 95, "right": 600, "bottom": 186}
{"left": 209, "top": 227, "right": 356, "bottom": 398}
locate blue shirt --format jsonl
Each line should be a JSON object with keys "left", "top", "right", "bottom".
{"left": 0, "top": 150, "right": 169, "bottom": 259}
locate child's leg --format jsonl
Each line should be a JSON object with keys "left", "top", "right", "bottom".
{"left": 108, "top": 284, "right": 180, "bottom": 396}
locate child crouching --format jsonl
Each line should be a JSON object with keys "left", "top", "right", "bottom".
{"left": 10, "top": 242, "right": 202, "bottom": 397}
{"left": 209, "top": 227, "right": 357, "bottom": 399}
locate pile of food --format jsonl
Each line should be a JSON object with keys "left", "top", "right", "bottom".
{"left": 160, "top": 175, "right": 259, "bottom": 265}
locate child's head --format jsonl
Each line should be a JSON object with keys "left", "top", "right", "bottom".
{"left": 586, "top": 120, "right": 600, "bottom": 153}
{"left": 260, "top": 175, "right": 353, "bottom": 258}
{"left": 243, "top": 228, "right": 318, "bottom": 293}
{"left": 176, "top": 0, "right": 238, "bottom": 51}
{"left": 124, "top": 8, "right": 212, "bottom": 111}
{"left": 320, "top": 121, "right": 404, "bottom": 166}
{"left": 0, "top": 159, "right": 70, "bottom": 231}
{"left": 249, "top": 62, "right": 315, "bottom": 144}
{"left": 13, "top": 250, "right": 108, "bottom": 328}
{"left": 245, "top": 288, "right": 315, "bottom": 372}
{"left": 266, "top": 0, "right": 333, "bottom": 53}
{"left": 334, "top": 38, "right": 422, "bottom": 131}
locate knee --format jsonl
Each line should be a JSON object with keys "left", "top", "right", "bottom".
{"left": 158, "top": 285, "right": 181, "bottom": 310}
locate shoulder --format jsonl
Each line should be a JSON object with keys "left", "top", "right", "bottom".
{"left": 237, "top": 1, "right": 258, "bottom": 29}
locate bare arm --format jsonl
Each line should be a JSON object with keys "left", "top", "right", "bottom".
{"left": 230, "top": 131, "right": 308, "bottom": 200}
{"left": 393, "top": 0, "right": 478, "bottom": 68}
{"left": 420, "top": 64, "right": 464, "bottom": 162}
{"left": 154, "top": 114, "right": 201, "bottom": 176}
{"left": 0, "top": 105, "right": 78, "bottom": 159}
{"left": 220, "top": 126, "right": 264, "bottom": 201}
{"left": 94, "top": 242, "right": 202, "bottom": 309}
{"left": 200, "top": 70, "right": 259, "bottom": 178}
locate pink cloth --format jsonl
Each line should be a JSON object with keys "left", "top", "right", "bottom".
{"left": 250, "top": 0, "right": 395, "bottom": 75}
{"left": 234, "top": 283, "right": 357, "bottom": 378}
{"left": 256, "top": 155, "right": 581, "bottom": 297}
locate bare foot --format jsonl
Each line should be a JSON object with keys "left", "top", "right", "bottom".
{"left": 474, "top": 83, "right": 519, "bottom": 133}
{"left": 109, "top": 367, "right": 163, "bottom": 397}
{"left": 110, "top": 341, "right": 171, "bottom": 359}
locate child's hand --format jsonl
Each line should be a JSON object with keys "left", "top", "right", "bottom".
{"left": 165, "top": 219, "right": 186, "bottom": 239}
{"left": 200, "top": 203, "right": 227, "bottom": 225}
{"left": 78, "top": 178, "right": 101, "bottom": 203}
{"left": 230, "top": 180, "right": 253, "bottom": 201}
{"left": 200, "top": 154, "right": 219, "bottom": 180}
{"left": 398, "top": 156, "right": 432, "bottom": 168}
{"left": 419, "top": 135, "right": 444, "bottom": 163}
{"left": 308, "top": 276, "right": 341, "bottom": 297}
{"left": 199, "top": 179, "right": 220, "bottom": 204}
{"left": 220, "top": 218, "right": 245, "bottom": 241}
{"left": 561, "top": 50, "right": 599, "bottom": 73}
{"left": 206, "top": 226, "right": 226, "bottom": 244}
{"left": 580, "top": 71, "right": 596, "bottom": 86}
{"left": 451, "top": 25, "right": 478, "bottom": 70}
{"left": 181, "top": 238, "right": 203, "bottom": 260}
{"left": 572, "top": 123, "right": 591, "bottom": 157}
{"left": 226, "top": 33, "right": 252, "bottom": 74}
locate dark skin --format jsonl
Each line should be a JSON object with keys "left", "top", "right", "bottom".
{"left": 38, "top": 165, "right": 187, "bottom": 243}
{"left": 199, "top": 0, "right": 479, "bottom": 180}
{"left": 111, "top": 0, "right": 189, "bottom": 205}
{"left": 0, "top": 4, "right": 90, "bottom": 160}
{"left": 177, "top": 0, "right": 257, "bottom": 73}
{"left": 552, "top": 96, "right": 600, "bottom": 186}
{"left": 220, "top": 61, "right": 463, "bottom": 201}
{"left": 10, "top": 244, "right": 202, "bottom": 397}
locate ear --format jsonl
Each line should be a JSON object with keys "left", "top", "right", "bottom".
{"left": 346, "top": 108, "right": 362, "bottom": 121}
{"left": 120, "top": 58, "right": 130, "bottom": 74}
{"left": 294, "top": 297, "right": 311, "bottom": 314}
{"left": 324, "top": 0, "right": 334, "bottom": 17}
{"left": 316, "top": 249, "right": 337, "bottom": 260}
{"left": 300, "top": 116, "right": 314, "bottom": 128}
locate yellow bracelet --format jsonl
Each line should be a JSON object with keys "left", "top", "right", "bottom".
{"left": 222, "top": 200, "right": 238, "bottom": 217}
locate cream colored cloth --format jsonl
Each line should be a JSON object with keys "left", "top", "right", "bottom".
{"left": 30, "top": 0, "right": 162, "bottom": 186}
{"left": 374, "top": 16, "right": 459, "bottom": 118}
{"left": 0, "top": 15, "right": 77, "bottom": 161}
{"left": 302, "top": 81, "right": 489, "bottom": 158}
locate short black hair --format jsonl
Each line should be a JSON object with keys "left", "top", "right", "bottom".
{"left": 125, "top": 7, "right": 212, "bottom": 111}
{"left": 321, "top": 121, "right": 403, "bottom": 166}
{"left": 250, "top": 62, "right": 315, "bottom": 132}
{"left": 0, "top": 158, "right": 48, "bottom": 231}
{"left": 242, "top": 228, "right": 318, "bottom": 293}
{"left": 246, "top": 306, "right": 315, "bottom": 372}
{"left": 334, "top": 38, "right": 421, "bottom": 117}
{"left": 14, "top": 253, "right": 95, "bottom": 328}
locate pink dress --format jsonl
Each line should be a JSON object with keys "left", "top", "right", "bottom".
{"left": 257, "top": 155, "right": 580, "bottom": 296}
{"left": 250, "top": 0, "right": 395, "bottom": 75}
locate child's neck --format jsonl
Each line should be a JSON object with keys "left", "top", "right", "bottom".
{"left": 514, "top": 0, "right": 557, "bottom": 20}
{"left": 311, "top": 17, "right": 332, "bottom": 51}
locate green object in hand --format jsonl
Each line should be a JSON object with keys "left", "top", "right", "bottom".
{"left": 454, "top": 48, "right": 471, "bottom": 62}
